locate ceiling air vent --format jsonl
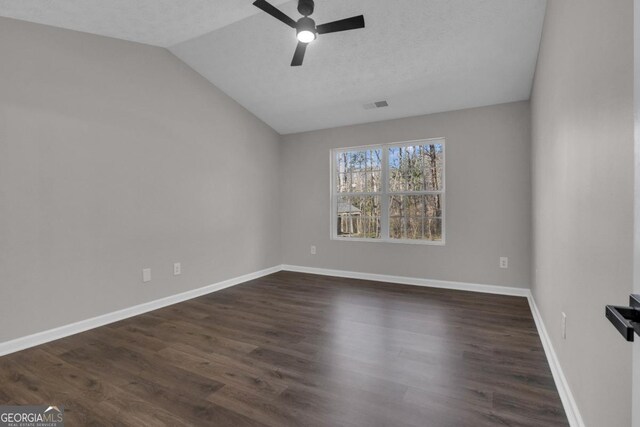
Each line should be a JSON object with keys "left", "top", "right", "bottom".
{"left": 363, "top": 100, "right": 389, "bottom": 110}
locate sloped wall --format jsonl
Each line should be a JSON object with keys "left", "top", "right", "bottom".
{"left": 0, "top": 17, "right": 282, "bottom": 342}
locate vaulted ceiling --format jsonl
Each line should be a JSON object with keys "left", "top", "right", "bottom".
{"left": 0, "top": 0, "right": 290, "bottom": 46}
{"left": 0, "top": 0, "right": 546, "bottom": 134}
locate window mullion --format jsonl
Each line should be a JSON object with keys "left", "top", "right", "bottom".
{"left": 381, "top": 145, "right": 390, "bottom": 239}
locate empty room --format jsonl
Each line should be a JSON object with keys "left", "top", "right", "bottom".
{"left": 1, "top": 0, "right": 639, "bottom": 426}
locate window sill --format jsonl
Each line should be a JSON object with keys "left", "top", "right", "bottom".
{"left": 331, "top": 236, "right": 446, "bottom": 246}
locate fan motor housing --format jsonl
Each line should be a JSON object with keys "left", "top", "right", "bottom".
{"left": 298, "top": 0, "right": 315, "bottom": 16}
{"left": 296, "top": 17, "right": 317, "bottom": 39}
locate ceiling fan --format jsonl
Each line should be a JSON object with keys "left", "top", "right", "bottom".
{"left": 253, "top": 0, "right": 365, "bottom": 66}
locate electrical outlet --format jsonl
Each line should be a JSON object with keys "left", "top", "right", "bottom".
{"left": 173, "top": 262, "right": 181, "bottom": 276}
{"left": 499, "top": 257, "right": 509, "bottom": 269}
{"left": 310, "top": 245, "right": 317, "bottom": 255}
{"left": 562, "top": 312, "right": 567, "bottom": 339}
{"left": 142, "top": 268, "right": 151, "bottom": 283}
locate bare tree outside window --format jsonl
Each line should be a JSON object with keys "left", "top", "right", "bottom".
{"left": 332, "top": 139, "right": 445, "bottom": 244}
{"left": 335, "top": 149, "right": 382, "bottom": 238}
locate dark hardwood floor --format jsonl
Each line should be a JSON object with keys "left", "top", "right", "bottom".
{"left": 0, "top": 271, "right": 568, "bottom": 426}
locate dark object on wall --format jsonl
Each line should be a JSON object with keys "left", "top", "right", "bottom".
{"left": 606, "top": 294, "right": 640, "bottom": 341}
{"left": 253, "top": 0, "right": 365, "bottom": 66}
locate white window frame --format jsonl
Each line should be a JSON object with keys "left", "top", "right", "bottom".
{"left": 330, "top": 138, "right": 446, "bottom": 245}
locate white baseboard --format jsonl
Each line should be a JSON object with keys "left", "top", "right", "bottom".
{"left": 526, "top": 294, "right": 585, "bottom": 427}
{"left": 281, "top": 264, "right": 584, "bottom": 426}
{"left": 0, "top": 262, "right": 584, "bottom": 427}
{"left": 281, "top": 264, "right": 530, "bottom": 296}
{"left": 0, "top": 265, "right": 281, "bottom": 358}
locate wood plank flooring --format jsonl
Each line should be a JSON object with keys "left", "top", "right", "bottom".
{"left": 0, "top": 271, "right": 568, "bottom": 426}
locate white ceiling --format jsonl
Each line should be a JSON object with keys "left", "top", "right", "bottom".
{"left": 0, "top": 0, "right": 546, "bottom": 134}
{"left": 0, "top": 0, "right": 288, "bottom": 47}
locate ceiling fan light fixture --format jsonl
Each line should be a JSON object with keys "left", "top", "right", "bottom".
{"left": 296, "top": 17, "right": 317, "bottom": 43}
{"left": 253, "top": 0, "right": 365, "bottom": 66}
{"left": 297, "top": 29, "right": 316, "bottom": 43}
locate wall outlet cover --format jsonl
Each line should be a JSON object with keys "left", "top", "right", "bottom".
{"left": 142, "top": 268, "right": 151, "bottom": 283}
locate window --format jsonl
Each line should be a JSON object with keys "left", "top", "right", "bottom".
{"left": 332, "top": 139, "right": 445, "bottom": 244}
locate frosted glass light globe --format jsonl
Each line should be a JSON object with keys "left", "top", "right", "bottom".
{"left": 297, "top": 30, "right": 316, "bottom": 43}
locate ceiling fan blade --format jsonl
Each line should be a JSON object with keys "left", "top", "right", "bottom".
{"left": 317, "top": 15, "right": 365, "bottom": 35}
{"left": 291, "top": 42, "right": 307, "bottom": 67}
{"left": 253, "top": 0, "right": 296, "bottom": 28}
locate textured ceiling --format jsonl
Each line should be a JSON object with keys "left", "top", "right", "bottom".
{"left": 0, "top": 0, "right": 546, "bottom": 134}
{"left": 0, "top": 0, "right": 288, "bottom": 47}
{"left": 172, "top": 0, "right": 546, "bottom": 134}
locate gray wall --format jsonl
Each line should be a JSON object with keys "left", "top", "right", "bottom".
{"left": 633, "top": 1, "right": 640, "bottom": 426}
{"left": 531, "top": 0, "right": 635, "bottom": 425}
{"left": 0, "top": 17, "right": 282, "bottom": 343}
{"left": 281, "top": 102, "right": 532, "bottom": 288}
